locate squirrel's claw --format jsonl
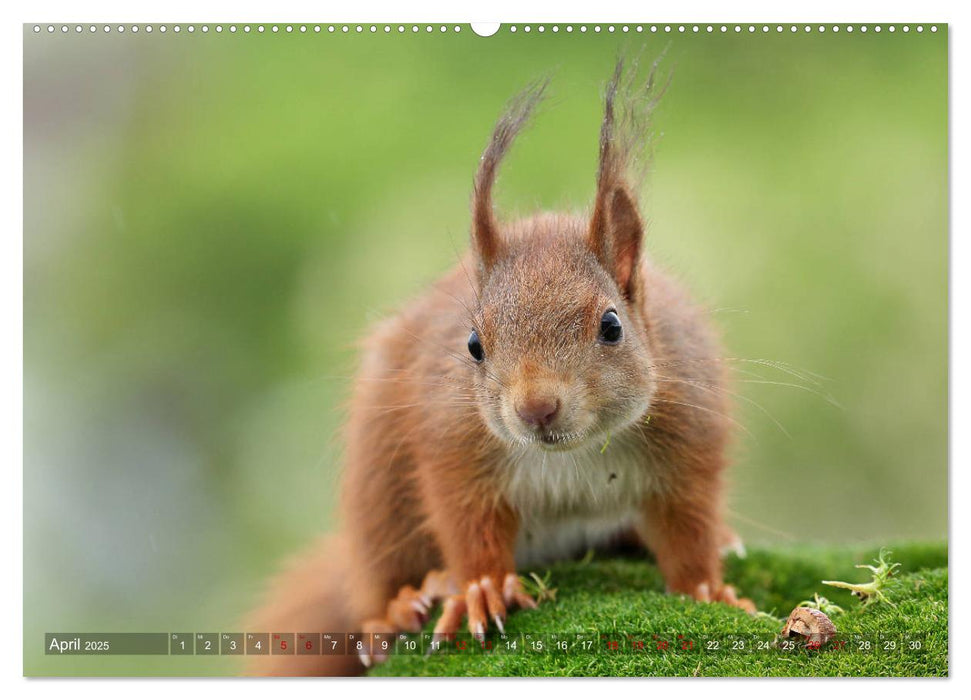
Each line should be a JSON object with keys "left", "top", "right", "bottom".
{"left": 715, "top": 584, "right": 757, "bottom": 614}
{"left": 432, "top": 593, "right": 468, "bottom": 639}
{"left": 688, "top": 581, "right": 756, "bottom": 614}
{"left": 359, "top": 619, "right": 393, "bottom": 667}
{"left": 430, "top": 572, "right": 539, "bottom": 640}
{"left": 367, "top": 569, "right": 540, "bottom": 662}
{"left": 359, "top": 571, "right": 460, "bottom": 668}
{"left": 384, "top": 585, "right": 431, "bottom": 632}
{"left": 503, "top": 572, "right": 538, "bottom": 609}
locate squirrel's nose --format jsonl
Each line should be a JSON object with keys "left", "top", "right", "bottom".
{"left": 516, "top": 396, "right": 560, "bottom": 429}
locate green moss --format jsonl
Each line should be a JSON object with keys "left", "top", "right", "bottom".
{"left": 370, "top": 542, "right": 947, "bottom": 677}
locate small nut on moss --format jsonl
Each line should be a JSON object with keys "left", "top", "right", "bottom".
{"left": 781, "top": 607, "right": 837, "bottom": 645}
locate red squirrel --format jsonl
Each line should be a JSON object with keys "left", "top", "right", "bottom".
{"left": 248, "top": 59, "right": 753, "bottom": 676}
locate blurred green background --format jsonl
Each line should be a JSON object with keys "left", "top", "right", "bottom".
{"left": 23, "top": 24, "right": 947, "bottom": 675}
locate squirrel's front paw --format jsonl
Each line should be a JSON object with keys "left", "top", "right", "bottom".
{"left": 691, "top": 581, "right": 756, "bottom": 614}
{"left": 433, "top": 573, "right": 538, "bottom": 642}
{"left": 359, "top": 569, "right": 459, "bottom": 667}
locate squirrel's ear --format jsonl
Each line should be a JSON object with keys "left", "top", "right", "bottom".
{"left": 588, "top": 185, "right": 644, "bottom": 300}
{"left": 588, "top": 56, "right": 666, "bottom": 300}
{"left": 588, "top": 59, "right": 643, "bottom": 300}
{"left": 472, "top": 79, "right": 548, "bottom": 273}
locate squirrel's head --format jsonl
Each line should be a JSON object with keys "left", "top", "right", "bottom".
{"left": 465, "top": 60, "right": 667, "bottom": 452}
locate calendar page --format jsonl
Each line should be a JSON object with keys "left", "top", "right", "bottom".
{"left": 23, "top": 18, "right": 948, "bottom": 679}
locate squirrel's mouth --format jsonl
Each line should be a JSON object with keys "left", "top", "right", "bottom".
{"left": 532, "top": 429, "right": 587, "bottom": 451}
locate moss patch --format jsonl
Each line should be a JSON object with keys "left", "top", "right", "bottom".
{"left": 370, "top": 542, "right": 947, "bottom": 677}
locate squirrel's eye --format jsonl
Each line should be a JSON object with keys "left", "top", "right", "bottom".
{"left": 468, "top": 330, "right": 485, "bottom": 363}
{"left": 599, "top": 310, "right": 623, "bottom": 344}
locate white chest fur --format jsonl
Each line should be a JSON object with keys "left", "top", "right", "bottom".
{"left": 502, "top": 438, "right": 655, "bottom": 566}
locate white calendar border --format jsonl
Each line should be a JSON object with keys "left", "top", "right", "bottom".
{"left": 3, "top": 0, "right": 964, "bottom": 697}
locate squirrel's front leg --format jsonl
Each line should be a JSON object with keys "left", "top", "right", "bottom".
{"left": 637, "top": 486, "right": 755, "bottom": 613}
{"left": 424, "top": 480, "right": 537, "bottom": 639}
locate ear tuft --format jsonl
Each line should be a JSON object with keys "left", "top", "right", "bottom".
{"left": 471, "top": 78, "right": 549, "bottom": 273}
{"left": 588, "top": 55, "right": 669, "bottom": 300}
